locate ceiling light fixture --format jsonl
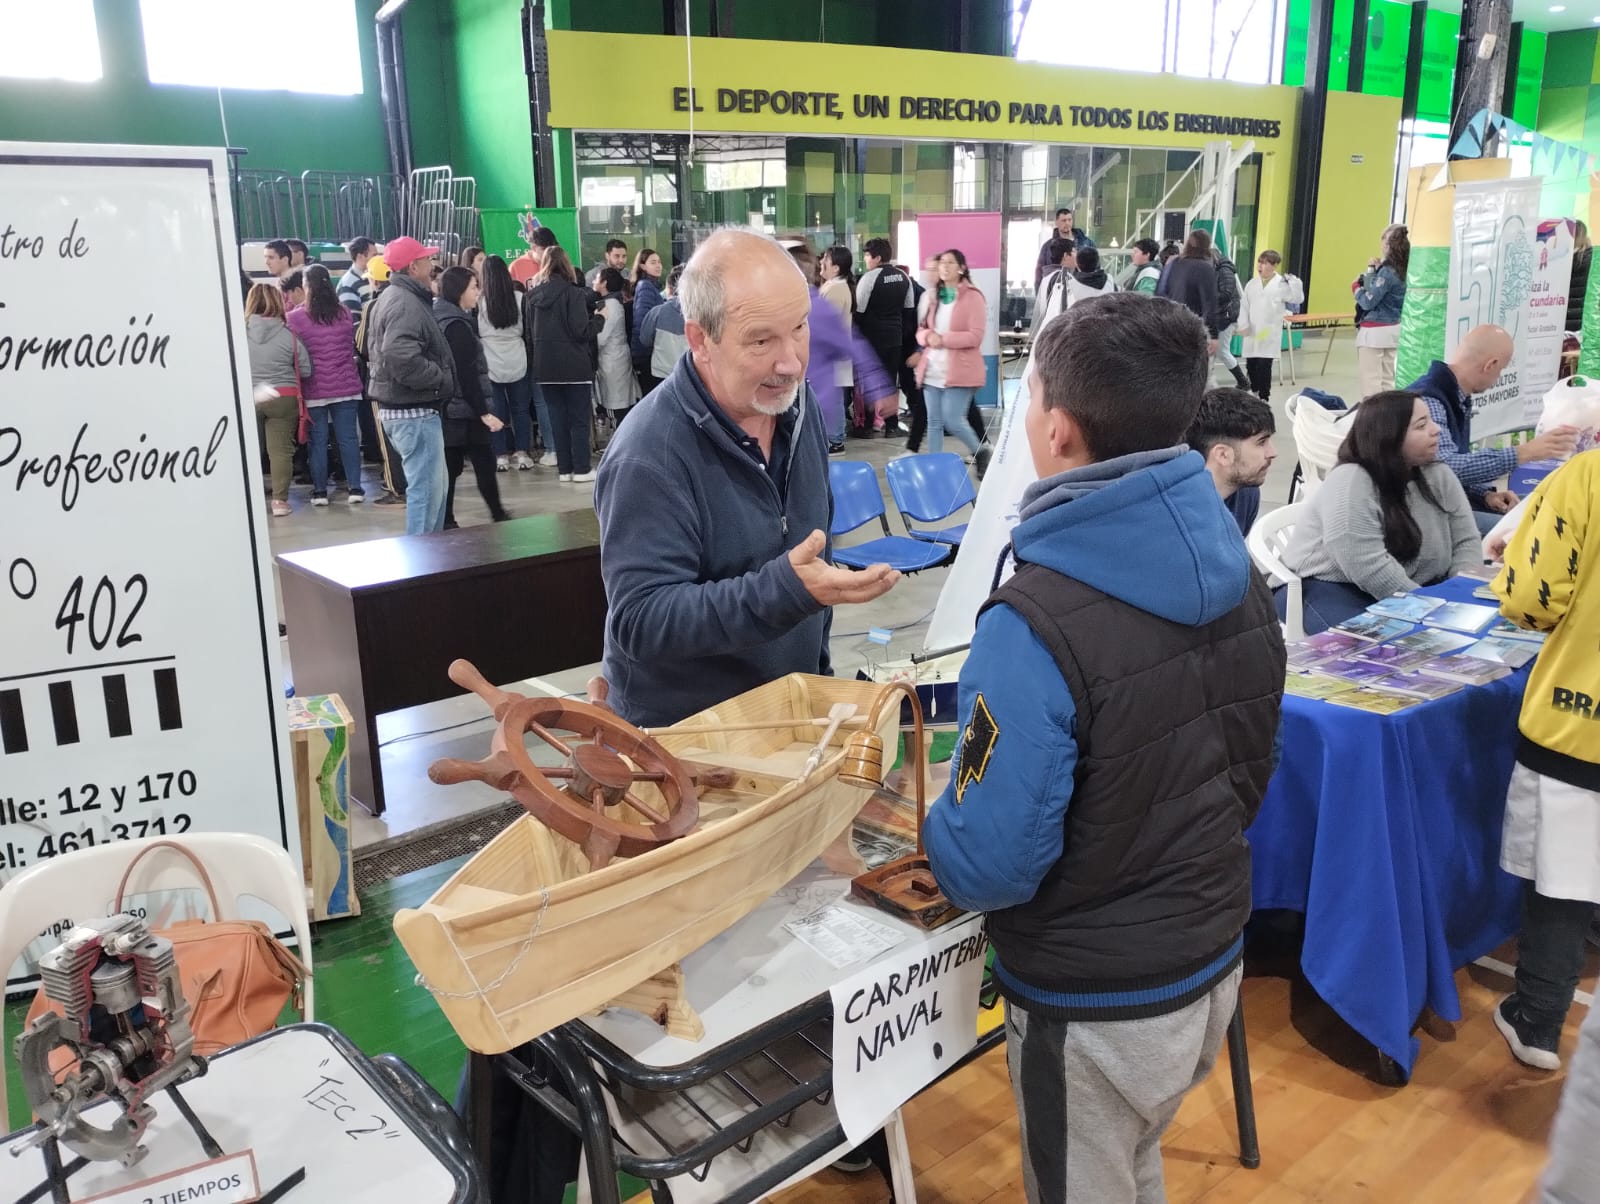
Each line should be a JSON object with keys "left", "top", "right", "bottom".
{"left": 1550, "top": 4, "right": 1567, "bottom": 11}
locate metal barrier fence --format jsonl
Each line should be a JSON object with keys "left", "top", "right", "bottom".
{"left": 235, "top": 165, "right": 480, "bottom": 252}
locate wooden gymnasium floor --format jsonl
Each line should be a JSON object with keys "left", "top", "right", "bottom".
{"left": 5, "top": 855, "right": 1593, "bottom": 1203}
{"left": 774, "top": 947, "right": 1600, "bottom": 1204}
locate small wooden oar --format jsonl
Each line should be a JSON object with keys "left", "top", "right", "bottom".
{"left": 645, "top": 715, "right": 871, "bottom": 739}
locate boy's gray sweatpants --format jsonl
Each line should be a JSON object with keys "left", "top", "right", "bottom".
{"left": 1007, "top": 965, "right": 1242, "bottom": 1204}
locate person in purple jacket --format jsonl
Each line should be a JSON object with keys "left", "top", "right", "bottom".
{"left": 787, "top": 244, "right": 896, "bottom": 454}
{"left": 288, "top": 265, "right": 367, "bottom": 503}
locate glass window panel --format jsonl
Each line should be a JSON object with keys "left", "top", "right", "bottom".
{"left": 1360, "top": 0, "right": 1412, "bottom": 99}
{"left": 1016, "top": 0, "right": 1165, "bottom": 73}
{"left": 140, "top": 0, "right": 362, "bottom": 94}
{"left": 1417, "top": 9, "right": 1460, "bottom": 123}
{"left": 1172, "top": 0, "right": 1280, "bottom": 84}
{"left": 0, "top": 0, "right": 100, "bottom": 82}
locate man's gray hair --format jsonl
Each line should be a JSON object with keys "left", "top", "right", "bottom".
{"left": 678, "top": 227, "right": 801, "bottom": 342}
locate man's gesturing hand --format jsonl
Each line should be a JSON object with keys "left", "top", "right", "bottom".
{"left": 787, "top": 529, "right": 901, "bottom": 606}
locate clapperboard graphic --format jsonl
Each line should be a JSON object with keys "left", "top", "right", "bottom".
{"left": 0, "top": 658, "right": 183, "bottom": 754}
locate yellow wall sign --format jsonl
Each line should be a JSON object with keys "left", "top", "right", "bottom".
{"left": 546, "top": 31, "right": 1300, "bottom": 149}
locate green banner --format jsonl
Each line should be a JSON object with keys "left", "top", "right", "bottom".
{"left": 479, "top": 207, "right": 581, "bottom": 262}
{"left": 1581, "top": 255, "right": 1600, "bottom": 379}
{"left": 1396, "top": 245, "right": 1449, "bottom": 389}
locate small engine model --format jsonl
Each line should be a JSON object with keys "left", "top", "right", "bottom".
{"left": 12, "top": 913, "right": 203, "bottom": 1168}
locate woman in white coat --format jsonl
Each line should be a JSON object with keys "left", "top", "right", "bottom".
{"left": 1235, "top": 249, "right": 1303, "bottom": 403}
{"left": 595, "top": 267, "right": 641, "bottom": 423}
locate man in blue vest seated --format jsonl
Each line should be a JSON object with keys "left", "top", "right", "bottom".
{"left": 1404, "top": 324, "right": 1577, "bottom": 535}
{"left": 923, "top": 293, "right": 1286, "bottom": 1204}
{"left": 1186, "top": 385, "right": 1278, "bottom": 536}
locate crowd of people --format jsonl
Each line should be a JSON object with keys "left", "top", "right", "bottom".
{"left": 239, "top": 208, "right": 1600, "bottom": 1200}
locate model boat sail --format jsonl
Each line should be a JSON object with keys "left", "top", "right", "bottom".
{"left": 392, "top": 662, "right": 903, "bottom": 1054}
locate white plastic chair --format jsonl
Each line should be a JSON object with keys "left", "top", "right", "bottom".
{"left": 0, "top": 833, "right": 314, "bottom": 1121}
{"left": 1288, "top": 395, "right": 1353, "bottom": 503}
{"left": 1248, "top": 502, "right": 1307, "bottom": 642}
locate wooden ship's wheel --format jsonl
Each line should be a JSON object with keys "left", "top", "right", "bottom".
{"left": 429, "top": 661, "right": 700, "bottom": 870}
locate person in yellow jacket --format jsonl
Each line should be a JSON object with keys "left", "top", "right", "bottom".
{"left": 1490, "top": 448, "right": 1600, "bottom": 1071}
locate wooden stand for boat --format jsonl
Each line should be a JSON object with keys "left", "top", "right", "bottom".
{"left": 846, "top": 683, "right": 961, "bottom": 930}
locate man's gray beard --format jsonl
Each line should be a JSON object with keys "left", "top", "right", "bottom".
{"left": 751, "top": 383, "right": 801, "bottom": 416}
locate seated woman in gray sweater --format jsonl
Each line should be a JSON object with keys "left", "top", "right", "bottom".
{"left": 1282, "top": 390, "right": 1482, "bottom": 632}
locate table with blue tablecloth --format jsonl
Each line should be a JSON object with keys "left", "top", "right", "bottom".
{"left": 1248, "top": 574, "right": 1532, "bottom": 1078}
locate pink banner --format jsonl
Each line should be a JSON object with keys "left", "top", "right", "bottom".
{"left": 916, "top": 211, "right": 1001, "bottom": 270}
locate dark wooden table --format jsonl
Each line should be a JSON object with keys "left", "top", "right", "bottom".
{"left": 276, "top": 512, "right": 605, "bottom": 814}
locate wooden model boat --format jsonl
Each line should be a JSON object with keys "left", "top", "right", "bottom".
{"left": 392, "top": 664, "right": 903, "bottom": 1054}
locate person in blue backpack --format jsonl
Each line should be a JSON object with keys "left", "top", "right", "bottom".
{"left": 923, "top": 292, "right": 1285, "bottom": 1203}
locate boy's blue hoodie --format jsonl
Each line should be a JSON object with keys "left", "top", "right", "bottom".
{"left": 923, "top": 445, "right": 1253, "bottom": 914}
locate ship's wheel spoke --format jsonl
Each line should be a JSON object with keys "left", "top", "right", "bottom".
{"left": 618, "top": 791, "right": 668, "bottom": 824}
{"left": 528, "top": 721, "right": 575, "bottom": 757}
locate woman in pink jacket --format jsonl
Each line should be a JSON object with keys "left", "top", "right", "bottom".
{"left": 287, "top": 265, "right": 367, "bottom": 503}
{"left": 915, "top": 249, "right": 992, "bottom": 475}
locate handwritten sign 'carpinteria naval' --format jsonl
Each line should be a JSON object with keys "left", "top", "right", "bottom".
{"left": 830, "top": 913, "right": 988, "bottom": 1145}
{"left": 0, "top": 144, "right": 296, "bottom": 982}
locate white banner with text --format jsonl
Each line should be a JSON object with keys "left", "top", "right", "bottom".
{"left": 0, "top": 143, "right": 296, "bottom": 986}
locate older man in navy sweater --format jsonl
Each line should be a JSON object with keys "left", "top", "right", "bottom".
{"left": 594, "top": 230, "right": 900, "bottom": 727}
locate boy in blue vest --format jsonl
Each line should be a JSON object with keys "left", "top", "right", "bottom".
{"left": 924, "top": 292, "right": 1286, "bottom": 1203}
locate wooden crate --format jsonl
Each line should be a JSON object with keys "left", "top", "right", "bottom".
{"left": 287, "top": 694, "right": 359, "bottom": 920}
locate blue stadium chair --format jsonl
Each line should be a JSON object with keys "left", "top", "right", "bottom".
{"left": 827, "top": 461, "right": 954, "bottom": 572}
{"left": 883, "top": 453, "right": 975, "bottom": 547}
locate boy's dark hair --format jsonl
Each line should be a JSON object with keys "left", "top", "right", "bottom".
{"left": 1075, "top": 246, "right": 1099, "bottom": 273}
{"left": 1033, "top": 294, "right": 1208, "bottom": 461}
{"left": 285, "top": 238, "right": 309, "bottom": 259}
{"left": 598, "top": 267, "right": 628, "bottom": 296}
{"left": 530, "top": 226, "right": 559, "bottom": 249}
{"left": 665, "top": 262, "right": 686, "bottom": 292}
{"left": 864, "top": 237, "right": 893, "bottom": 262}
{"left": 347, "top": 236, "right": 375, "bottom": 257}
{"left": 1258, "top": 249, "right": 1282, "bottom": 267}
{"left": 1186, "top": 387, "right": 1276, "bottom": 457}
{"left": 265, "top": 239, "right": 292, "bottom": 260}
{"left": 604, "top": 238, "right": 627, "bottom": 253}
{"left": 279, "top": 268, "right": 304, "bottom": 293}
{"left": 1047, "top": 236, "right": 1075, "bottom": 265}
{"left": 1133, "top": 237, "right": 1161, "bottom": 260}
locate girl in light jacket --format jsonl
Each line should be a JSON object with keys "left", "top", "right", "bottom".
{"left": 478, "top": 256, "right": 538, "bottom": 470}
{"left": 1236, "top": 249, "right": 1305, "bottom": 402}
{"left": 287, "top": 265, "right": 366, "bottom": 505}
{"left": 914, "top": 249, "right": 992, "bottom": 475}
{"left": 1353, "top": 223, "right": 1408, "bottom": 400}
{"left": 595, "top": 268, "right": 642, "bottom": 421}
{"left": 245, "top": 284, "right": 311, "bottom": 517}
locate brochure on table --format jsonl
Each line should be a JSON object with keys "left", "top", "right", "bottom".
{"left": 0, "top": 143, "right": 297, "bottom": 986}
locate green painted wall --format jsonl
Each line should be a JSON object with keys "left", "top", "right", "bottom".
{"left": 0, "top": 0, "right": 452, "bottom": 177}
{"left": 438, "top": 0, "right": 535, "bottom": 209}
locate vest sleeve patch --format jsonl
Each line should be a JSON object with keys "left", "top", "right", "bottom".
{"left": 955, "top": 693, "right": 999, "bottom": 803}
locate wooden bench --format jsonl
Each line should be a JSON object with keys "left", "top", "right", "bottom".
{"left": 277, "top": 512, "right": 606, "bottom": 814}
